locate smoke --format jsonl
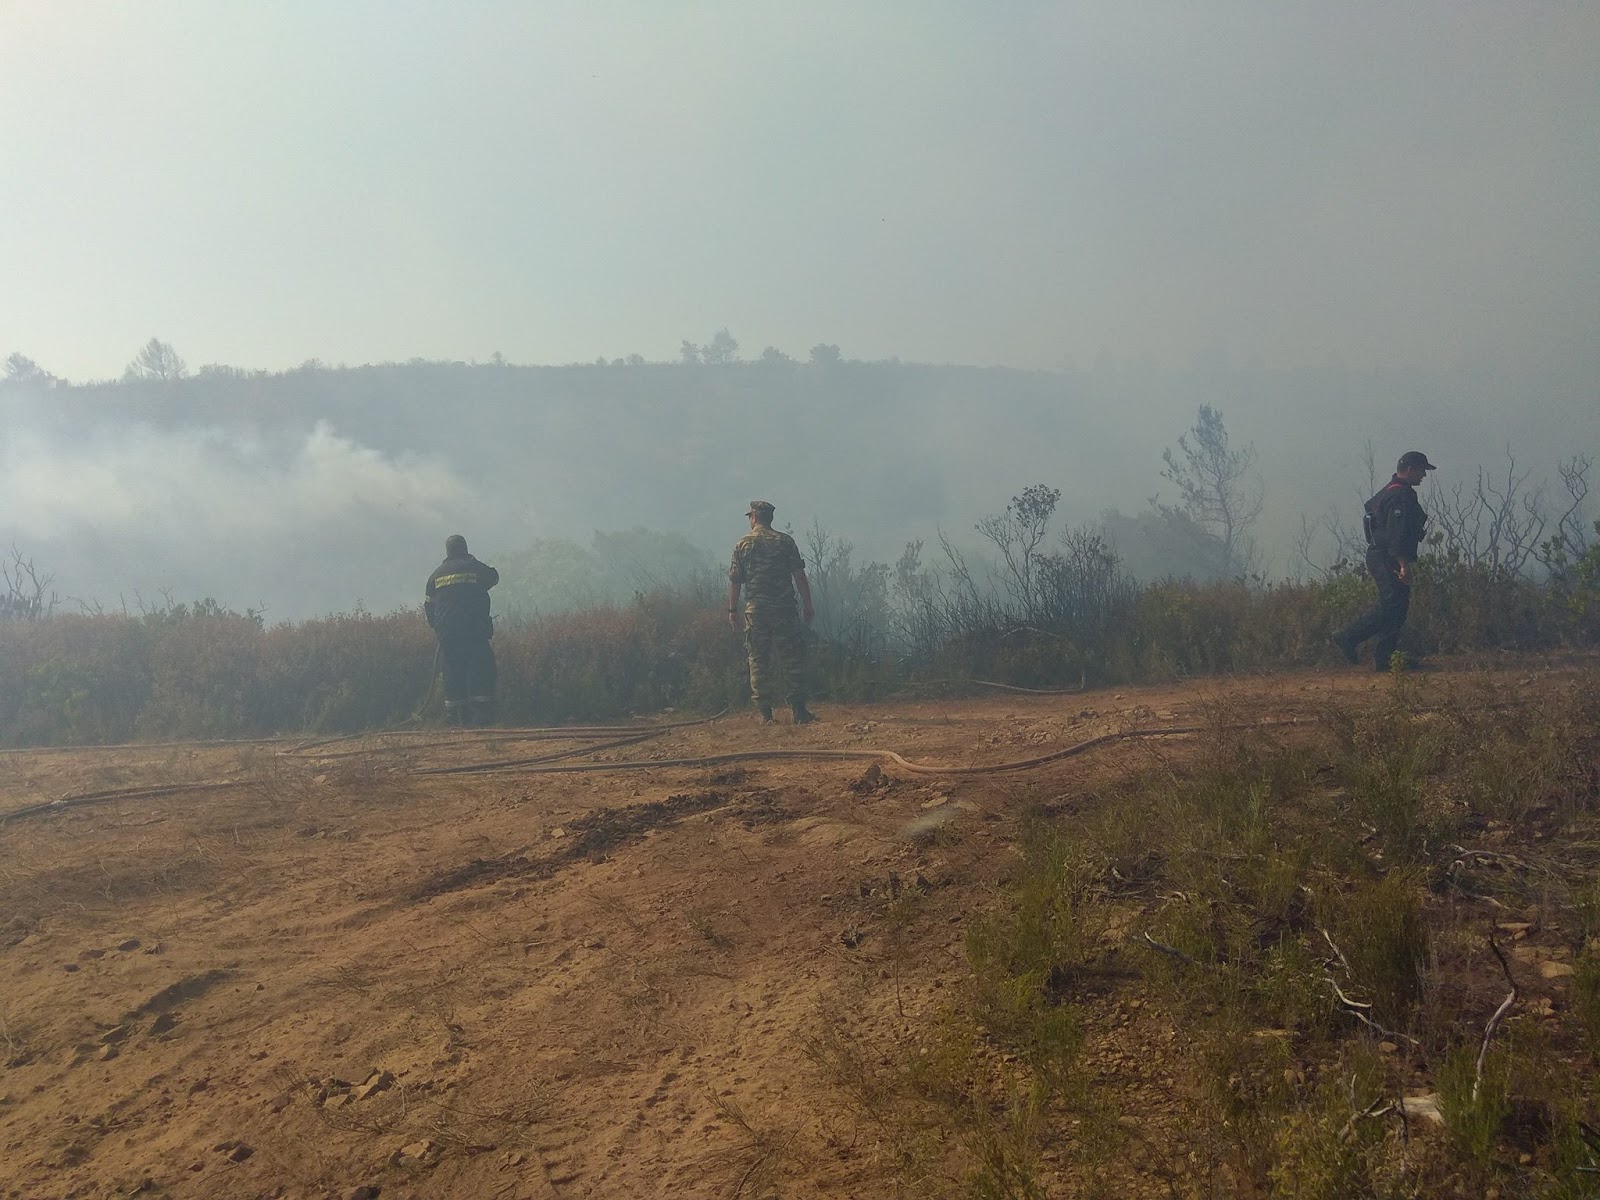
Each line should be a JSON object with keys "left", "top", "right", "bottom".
{"left": 0, "top": 413, "right": 471, "bottom": 617}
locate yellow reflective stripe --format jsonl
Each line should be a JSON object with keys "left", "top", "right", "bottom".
{"left": 433, "top": 572, "right": 477, "bottom": 587}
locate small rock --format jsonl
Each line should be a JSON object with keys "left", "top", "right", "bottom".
{"left": 79, "top": 948, "right": 106, "bottom": 961}
{"left": 502, "top": 1150, "right": 526, "bottom": 1167}
{"left": 149, "top": 1013, "right": 177, "bottom": 1035}
{"left": 188, "top": 1161, "right": 204, "bottom": 1172}
{"left": 1539, "top": 961, "right": 1575, "bottom": 979}
{"left": 1378, "top": 1041, "right": 1398, "bottom": 1054}
{"left": 1400, "top": 1093, "right": 1445, "bottom": 1125}
{"left": 389, "top": 1138, "right": 441, "bottom": 1168}
{"left": 117, "top": 938, "right": 142, "bottom": 952}
{"left": 97, "top": 1044, "right": 120, "bottom": 1062}
{"left": 62, "top": 963, "right": 80, "bottom": 973}
{"left": 354, "top": 1070, "right": 395, "bottom": 1100}
{"left": 345, "top": 1187, "right": 382, "bottom": 1200}
{"left": 213, "top": 1139, "right": 254, "bottom": 1162}
{"left": 99, "top": 1025, "right": 132, "bottom": 1046}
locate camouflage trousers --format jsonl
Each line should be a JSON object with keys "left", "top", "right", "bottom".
{"left": 742, "top": 608, "right": 809, "bottom": 706}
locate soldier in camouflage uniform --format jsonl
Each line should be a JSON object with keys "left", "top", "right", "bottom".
{"left": 727, "top": 500, "right": 816, "bottom": 724}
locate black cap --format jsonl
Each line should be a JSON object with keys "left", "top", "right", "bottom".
{"left": 1397, "top": 451, "right": 1437, "bottom": 471}
{"left": 445, "top": 534, "right": 468, "bottom": 556}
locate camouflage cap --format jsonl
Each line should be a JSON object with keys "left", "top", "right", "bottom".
{"left": 746, "top": 500, "right": 775, "bottom": 517}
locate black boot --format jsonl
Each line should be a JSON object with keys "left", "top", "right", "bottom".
{"left": 791, "top": 701, "right": 816, "bottom": 725}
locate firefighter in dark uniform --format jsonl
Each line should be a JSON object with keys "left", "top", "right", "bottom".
{"left": 1333, "top": 451, "right": 1436, "bottom": 671}
{"left": 424, "top": 534, "right": 500, "bottom": 725}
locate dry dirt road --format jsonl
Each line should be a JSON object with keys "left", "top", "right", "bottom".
{"left": 0, "top": 659, "right": 1580, "bottom": 1199}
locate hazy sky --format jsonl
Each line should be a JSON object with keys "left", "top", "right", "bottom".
{"left": 3, "top": 2, "right": 1597, "bottom": 380}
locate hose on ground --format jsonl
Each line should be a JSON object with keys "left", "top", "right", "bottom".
{"left": 2, "top": 715, "right": 1312, "bottom": 822}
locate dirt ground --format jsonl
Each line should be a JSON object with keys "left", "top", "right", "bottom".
{"left": 0, "top": 659, "right": 1588, "bottom": 1199}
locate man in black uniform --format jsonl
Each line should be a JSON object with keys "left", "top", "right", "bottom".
{"left": 424, "top": 534, "right": 500, "bottom": 726}
{"left": 1333, "top": 451, "right": 1436, "bottom": 671}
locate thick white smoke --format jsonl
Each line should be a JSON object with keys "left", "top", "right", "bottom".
{"left": 0, "top": 410, "right": 473, "bottom": 618}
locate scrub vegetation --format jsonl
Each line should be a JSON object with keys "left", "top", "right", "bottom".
{"left": 1, "top": 520, "right": 1596, "bottom": 746}
{"left": 806, "top": 673, "right": 1600, "bottom": 1196}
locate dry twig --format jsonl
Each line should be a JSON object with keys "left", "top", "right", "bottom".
{"left": 1473, "top": 934, "right": 1518, "bottom": 1103}
{"left": 1141, "top": 932, "right": 1197, "bottom": 966}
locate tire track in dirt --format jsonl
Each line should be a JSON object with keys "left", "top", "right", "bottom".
{"left": 410, "top": 785, "right": 789, "bottom": 901}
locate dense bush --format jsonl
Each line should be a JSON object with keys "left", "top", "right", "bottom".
{"left": 2, "top": 538, "right": 1597, "bottom": 746}
{"left": 0, "top": 596, "right": 739, "bottom": 745}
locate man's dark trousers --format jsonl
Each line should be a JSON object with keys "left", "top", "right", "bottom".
{"left": 439, "top": 634, "right": 496, "bottom": 725}
{"left": 1339, "top": 546, "right": 1412, "bottom": 671}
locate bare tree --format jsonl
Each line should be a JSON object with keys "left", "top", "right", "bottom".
{"left": 1158, "top": 405, "right": 1263, "bottom": 574}
{"left": 804, "top": 521, "right": 890, "bottom": 660}
{"left": 123, "top": 337, "right": 188, "bottom": 382}
{"left": 1535, "top": 455, "right": 1594, "bottom": 582}
{"left": 1, "top": 545, "right": 57, "bottom": 622}
{"left": 1430, "top": 448, "right": 1547, "bottom": 576}
{"left": 975, "top": 484, "right": 1060, "bottom": 619}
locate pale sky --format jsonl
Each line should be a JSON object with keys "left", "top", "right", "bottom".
{"left": 3, "top": 1, "right": 1597, "bottom": 380}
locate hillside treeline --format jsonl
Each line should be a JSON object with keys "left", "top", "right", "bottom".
{"left": 6, "top": 344, "right": 1596, "bottom": 617}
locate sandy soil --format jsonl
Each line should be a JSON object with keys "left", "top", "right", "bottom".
{"left": 0, "top": 659, "right": 1586, "bottom": 1199}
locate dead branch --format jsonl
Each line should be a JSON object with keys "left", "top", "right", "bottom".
{"left": 1141, "top": 932, "right": 1197, "bottom": 966}
{"left": 1473, "top": 934, "right": 1518, "bottom": 1104}
{"left": 1325, "top": 978, "right": 1419, "bottom": 1045}
{"left": 1320, "top": 927, "right": 1353, "bottom": 976}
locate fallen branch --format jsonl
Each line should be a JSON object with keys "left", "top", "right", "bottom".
{"left": 1338, "top": 1096, "right": 1396, "bottom": 1144}
{"left": 1325, "top": 979, "right": 1419, "bottom": 1045}
{"left": 1473, "top": 934, "right": 1518, "bottom": 1104}
{"left": 1141, "top": 932, "right": 1198, "bottom": 966}
{"left": 1321, "top": 927, "right": 1353, "bottom": 976}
